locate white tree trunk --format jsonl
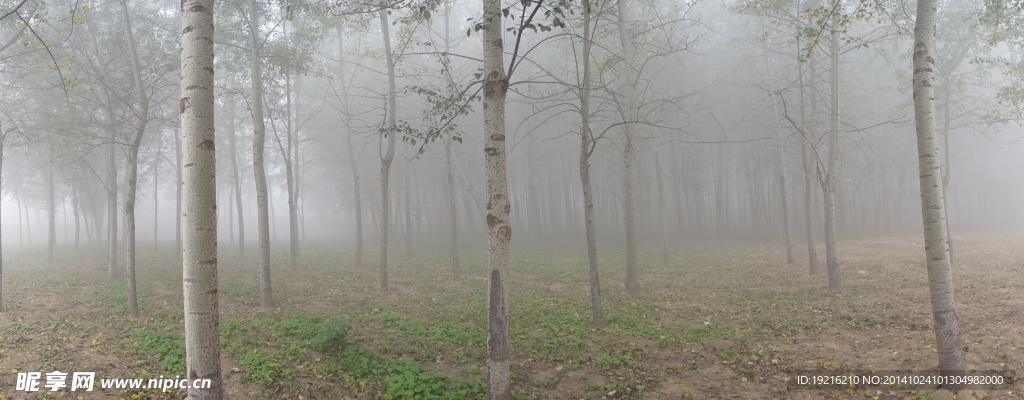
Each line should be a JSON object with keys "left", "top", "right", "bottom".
{"left": 911, "top": 0, "right": 966, "bottom": 376}
{"left": 179, "top": 0, "right": 223, "bottom": 396}
{"left": 483, "top": 0, "right": 512, "bottom": 397}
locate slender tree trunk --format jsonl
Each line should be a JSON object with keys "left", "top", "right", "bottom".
{"left": 378, "top": 6, "right": 398, "bottom": 293}
{"left": 0, "top": 125, "right": 5, "bottom": 311}
{"left": 616, "top": 0, "right": 640, "bottom": 295}
{"left": 226, "top": 100, "right": 245, "bottom": 258}
{"left": 249, "top": 0, "right": 273, "bottom": 309}
{"left": 284, "top": 72, "right": 298, "bottom": 271}
{"left": 72, "top": 184, "right": 80, "bottom": 252}
{"left": 121, "top": 0, "right": 149, "bottom": 319}
{"left": 153, "top": 139, "right": 160, "bottom": 250}
{"left": 338, "top": 28, "right": 363, "bottom": 268}
{"left": 579, "top": 6, "right": 604, "bottom": 328}
{"left": 941, "top": 72, "right": 953, "bottom": 263}
{"left": 46, "top": 145, "right": 55, "bottom": 263}
{"left": 483, "top": 0, "right": 512, "bottom": 397}
{"left": 404, "top": 168, "right": 413, "bottom": 259}
{"left": 442, "top": 0, "right": 460, "bottom": 280}
{"left": 763, "top": 42, "right": 794, "bottom": 264}
{"left": 824, "top": 14, "right": 841, "bottom": 290}
{"left": 176, "top": 127, "right": 182, "bottom": 260}
{"left": 797, "top": 33, "right": 820, "bottom": 274}
{"left": 911, "top": 0, "right": 966, "bottom": 377}
{"left": 16, "top": 193, "right": 22, "bottom": 246}
{"left": 107, "top": 126, "right": 117, "bottom": 278}
{"left": 180, "top": 0, "right": 223, "bottom": 396}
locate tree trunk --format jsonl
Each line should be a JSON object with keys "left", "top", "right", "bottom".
{"left": 121, "top": 0, "right": 149, "bottom": 319}
{"left": 797, "top": 33, "right": 820, "bottom": 274}
{"left": 72, "top": 184, "right": 80, "bottom": 251}
{"left": 180, "top": 0, "right": 224, "bottom": 396}
{"left": 284, "top": 72, "right": 298, "bottom": 271}
{"left": 107, "top": 122, "right": 118, "bottom": 278}
{"left": 483, "top": 0, "right": 512, "bottom": 397}
{"left": 442, "top": 0, "right": 460, "bottom": 280}
{"left": 941, "top": 72, "right": 953, "bottom": 263}
{"left": 226, "top": 100, "right": 245, "bottom": 257}
{"left": 404, "top": 168, "right": 413, "bottom": 259}
{"left": 579, "top": 6, "right": 604, "bottom": 328}
{"left": 153, "top": 138, "right": 160, "bottom": 250}
{"left": 46, "top": 145, "right": 55, "bottom": 263}
{"left": 176, "top": 127, "right": 182, "bottom": 260}
{"left": 0, "top": 123, "right": 4, "bottom": 311}
{"left": 616, "top": 0, "right": 640, "bottom": 295}
{"left": 249, "top": 0, "right": 273, "bottom": 310}
{"left": 912, "top": 0, "right": 966, "bottom": 377}
{"left": 337, "top": 28, "right": 363, "bottom": 268}
{"left": 378, "top": 6, "right": 397, "bottom": 293}
{"left": 655, "top": 139, "right": 669, "bottom": 267}
{"left": 824, "top": 14, "right": 841, "bottom": 291}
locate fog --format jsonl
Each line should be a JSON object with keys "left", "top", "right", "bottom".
{"left": 1, "top": 0, "right": 1022, "bottom": 251}
{"left": 1, "top": 0, "right": 1024, "bottom": 397}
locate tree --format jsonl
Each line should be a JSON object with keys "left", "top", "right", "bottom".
{"left": 577, "top": 0, "right": 605, "bottom": 327}
{"left": 378, "top": 4, "right": 398, "bottom": 293}
{"left": 482, "top": 0, "right": 511, "bottom": 394}
{"left": 823, "top": 3, "right": 841, "bottom": 290}
{"left": 249, "top": 0, "right": 274, "bottom": 310}
{"left": 179, "top": 0, "right": 223, "bottom": 396}
{"left": 0, "top": 118, "right": 5, "bottom": 312}
{"left": 336, "top": 27, "right": 364, "bottom": 269}
{"left": 615, "top": 0, "right": 641, "bottom": 295}
{"left": 119, "top": 0, "right": 153, "bottom": 319}
{"left": 911, "top": 0, "right": 966, "bottom": 377}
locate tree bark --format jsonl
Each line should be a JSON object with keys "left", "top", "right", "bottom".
{"left": 797, "top": 35, "right": 820, "bottom": 275}
{"left": 121, "top": 0, "right": 150, "bottom": 319}
{"left": 482, "top": 0, "right": 512, "bottom": 397}
{"left": 378, "top": 6, "right": 397, "bottom": 293}
{"left": 284, "top": 71, "right": 299, "bottom": 271}
{"left": 0, "top": 122, "right": 5, "bottom": 311}
{"left": 176, "top": 127, "right": 182, "bottom": 261}
{"left": 180, "top": 0, "right": 223, "bottom": 396}
{"left": 578, "top": 5, "right": 604, "bottom": 327}
{"left": 824, "top": 11, "right": 841, "bottom": 290}
{"left": 153, "top": 138, "right": 160, "bottom": 250}
{"left": 249, "top": 0, "right": 274, "bottom": 310}
{"left": 46, "top": 144, "right": 55, "bottom": 264}
{"left": 616, "top": 0, "right": 640, "bottom": 295}
{"left": 404, "top": 167, "right": 413, "bottom": 259}
{"left": 912, "top": 0, "right": 966, "bottom": 377}
{"left": 337, "top": 28, "right": 363, "bottom": 268}
{"left": 442, "top": 0, "right": 460, "bottom": 280}
{"left": 226, "top": 99, "right": 245, "bottom": 257}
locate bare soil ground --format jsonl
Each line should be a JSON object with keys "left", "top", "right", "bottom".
{"left": 0, "top": 234, "right": 1022, "bottom": 399}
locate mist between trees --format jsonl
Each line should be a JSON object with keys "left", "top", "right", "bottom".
{"left": 0, "top": 0, "right": 1023, "bottom": 398}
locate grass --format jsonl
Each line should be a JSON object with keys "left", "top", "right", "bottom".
{"left": 0, "top": 237, "right": 1021, "bottom": 399}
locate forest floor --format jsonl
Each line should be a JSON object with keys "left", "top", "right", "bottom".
{"left": 0, "top": 234, "right": 1022, "bottom": 399}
